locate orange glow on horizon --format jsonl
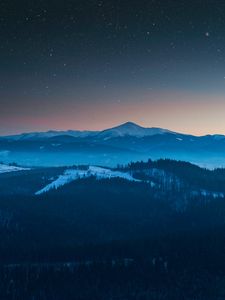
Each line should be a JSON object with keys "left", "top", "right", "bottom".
{"left": 1, "top": 90, "right": 225, "bottom": 136}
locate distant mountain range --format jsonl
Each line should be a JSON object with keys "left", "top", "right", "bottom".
{"left": 1, "top": 122, "right": 225, "bottom": 168}
{"left": 2, "top": 122, "right": 174, "bottom": 140}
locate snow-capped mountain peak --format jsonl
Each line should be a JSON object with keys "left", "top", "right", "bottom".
{"left": 98, "top": 122, "right": 174, "bottom": 138}
{"left": 2, "top": 122, "right": 176, "bottom": 140}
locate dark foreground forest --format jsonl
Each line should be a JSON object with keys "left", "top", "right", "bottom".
{"left": 1, "top": 159, "right": 225, "bottom": 299}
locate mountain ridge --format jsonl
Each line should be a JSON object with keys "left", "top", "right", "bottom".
{"left": 0, "top": 121, "right": 213, "bottom": 141}
{"left": 1, "top": 122, "right": 225, "bottom": 168}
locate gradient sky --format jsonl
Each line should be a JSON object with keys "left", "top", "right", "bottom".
{"left": 1, "top": 0, "right": 225, "bottom": 135}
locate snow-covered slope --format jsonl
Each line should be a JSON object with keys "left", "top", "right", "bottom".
{"left": 0, "top": 164, "right": 30, "bottom": 174}
{"left": 35, "top": 166, "right": 140, "bottom": 195}
{"left": 35, "top": 165, "right": 225, "bottom": 203}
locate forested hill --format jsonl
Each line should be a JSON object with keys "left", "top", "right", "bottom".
{"left": 1, "top": 159, "right": 225, "bottom": 298}
{"left": 124, "top": 158, "right": 225, "bottom": 192}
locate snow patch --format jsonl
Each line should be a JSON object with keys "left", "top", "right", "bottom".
{"left": 0, "top": 164, "right": 30, "bottom": 174}
{"left": 35, "top": 166, "right": 141, "bottom": 195}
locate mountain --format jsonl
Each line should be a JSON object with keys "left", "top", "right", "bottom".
{"left": 4, "top": 129, "right": 98, "bottom": 141}
{"left": 2, "top": 122, "right": 176, "bottom": 141}
{"left": 97, "top": 122, "right": 174, "bottom": 138}
{"left": 1, "top": 122, "right": 225, "bottom": 168}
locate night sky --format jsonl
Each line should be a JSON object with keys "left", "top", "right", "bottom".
{"left": 1, "top": 0, "right": 225, "bottom": 135}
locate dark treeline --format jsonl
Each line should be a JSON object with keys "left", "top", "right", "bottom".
{"left": 0, "top": 160, "right": 225, "bottom": 298}
{"left": 1, "top": 231, "right": 225, "bottom": 299}
{"left": 0, "top": 176, "right": 224, "bottom": 262}
{"left": 123, "top": 158, "right": 225, "bottom": 192}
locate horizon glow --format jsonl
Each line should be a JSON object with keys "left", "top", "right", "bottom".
{"left": 1, "top": 1, "right": 225, "bottom": 136}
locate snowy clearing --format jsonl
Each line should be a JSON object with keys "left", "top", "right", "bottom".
{"left": 35, "top": 166, "right": 141, "bottom": 195}
{"left": 0, "top": 164, "right": 30, "bottom": 174}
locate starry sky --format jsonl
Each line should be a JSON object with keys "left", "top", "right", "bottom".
{"left": 1, "top": 0, "right": 225, "bottom": 135}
